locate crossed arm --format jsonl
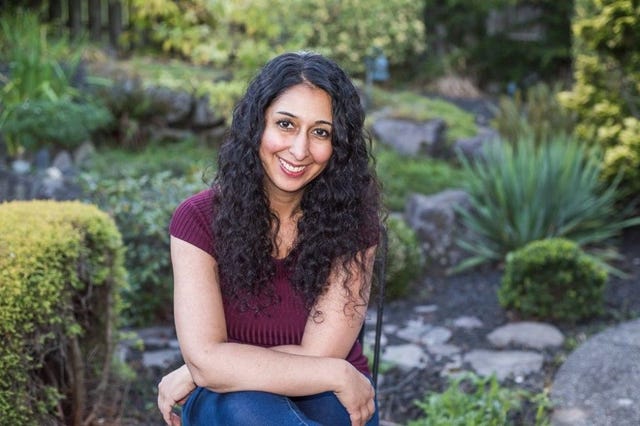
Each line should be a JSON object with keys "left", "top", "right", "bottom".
{"left": 157, "top": 236, "right": 377, "bottom": 426}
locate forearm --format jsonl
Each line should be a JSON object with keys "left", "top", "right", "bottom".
{"left": 186, "top": 342, "right": 350, "bottom": 396}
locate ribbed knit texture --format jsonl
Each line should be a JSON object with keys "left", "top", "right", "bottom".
{"left": 169, "top": 189, "right": 369, "bottom": 375}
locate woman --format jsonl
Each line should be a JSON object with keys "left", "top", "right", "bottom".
{"left": 157, "top": 51, "right": 383, "bottom": 426}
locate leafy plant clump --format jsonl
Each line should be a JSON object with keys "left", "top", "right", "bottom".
{"left": 0, "top": 9, "right": 111, "bottom": 155}
{"left": 499, "top": 238, "right": 607, "bottom": 322}
{"left": 454, "top": 135, "right": 640, "bottom": 273}
{"left": 384, "top": 216, "right": 425, "bottom": 300}
{"left": 559, "top": 0, "right": 640, "bottom": 199}
{"left": 408, "top": 372, "right": 549, "bottom": 426}
{"left": 2, "top": 98, "right": 112, "bottom": 151}
{"left": 81, "top": 168, "right": 208, "bottom": 326}
{"left": 492, "top": 82, "right": 576, "bottom": 145}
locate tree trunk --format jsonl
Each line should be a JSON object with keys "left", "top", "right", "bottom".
{"left": 88, "top": 0, "right": 102, "bottom": 41}
{"left": 108, "top": 0, "right": 122, "bottom": 48}
{"left": 69, "top": 0, "right": 82, "bottom": 39}
{"left": 49, "top": 0, "right": 62, "bottom": 22}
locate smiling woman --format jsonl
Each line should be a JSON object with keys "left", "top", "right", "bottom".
{"left": 157, "top": 52, "right": 383, "bottom": 426}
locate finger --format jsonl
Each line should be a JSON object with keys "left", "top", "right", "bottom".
{"left": 170, "top": 411, "right": 182, "bottom": 426}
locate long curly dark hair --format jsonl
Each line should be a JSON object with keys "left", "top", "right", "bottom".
{"left": 212, "top": 51, "right": 381, "bottom": 314}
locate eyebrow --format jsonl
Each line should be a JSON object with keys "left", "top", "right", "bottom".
{"left": 275, "top": 111, "right": 333, "bottom": 127}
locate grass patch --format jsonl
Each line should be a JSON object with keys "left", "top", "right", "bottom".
{"left": 84, "top": 138, "right": 217, "bottom": 180}
{"left": 375, "top": 146, "right": 468, "bottom": 212}
{"left": 370, "top": 89, "right": 478, "bottom": 141}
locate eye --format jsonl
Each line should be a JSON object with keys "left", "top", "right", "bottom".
{"left": 312, "top": 128, "right": 331, "bottom": 139}
{"left": 276, "top": 120, "right": 294, "bottom": 130}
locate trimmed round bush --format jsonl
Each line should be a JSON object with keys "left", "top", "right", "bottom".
{"left": 384, "top": 216, "right": 425, "bottom": 299}
{"left": 499, "top": 238, "right": 607, "bottom": 322}
{"left": 0, "top": 200, "right": 126, "bottom": 424}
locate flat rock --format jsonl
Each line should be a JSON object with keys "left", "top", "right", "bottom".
{"left": 396, "top": 319, "right": 452, "bottom": 347}
{"left": 143, "top": 349, "right": 182, "bottom": 369}
{"left": 464, "top": 349, "right": 543, "bottom": 381}
{"left": 452, "top": 316, "right": 484, "bottom": 329}
{"left": 382, "top": 344, "right": 429, "bottom": 369}
{"left": 487, "top": 321, "right": 564, "bottom": 350}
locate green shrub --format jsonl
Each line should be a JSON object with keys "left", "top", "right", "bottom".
{"left": 81, "top": 170, "right": 207, "bottom": 326}
{"left": 375, "top": 146, "right": 468, "bottom": 212}
{"left": 408, "top": 372, "right": 541, "bottom": 426}
{"left": 384, "top": 216, "right": 425, "bottom": 300}
{"left": 493, "top": 82, "right": 576, "bottom": 145}
{"left": 558, "top": 0, "right": 640, "bottom": 198}
{"left": 84, "top": 138, "right": 216, "bottom": 178}
{"left": 2, "top": 98, "right": 112, "bottom": 151}
{"left": 499, "top": 238, "right": 607, "bottom": 321}
{"left": 128, "top": 0, "right": 425, "bottom": 76}
{"left": 455, "top": 135, "right": 640, "bottom": 273}
{"left": 0, "top": 200, "right": 126, "bottom": 425}
{"left": 0, "top": 9, "right": 100, "bottom": 155}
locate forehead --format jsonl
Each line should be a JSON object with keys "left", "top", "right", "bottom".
{"left": 267, "top": 83, "right": 332, "bottom": 120}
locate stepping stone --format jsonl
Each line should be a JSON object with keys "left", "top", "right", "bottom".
{"left": 143, "top": 349, "right": 182, "bottom": 369}
{"left": 488, "top": 321, "right": 564, "bottom": 350}
{"left": 396, "top": 319, "right": 452, "bottom": 346}
{"left": 383, "top": 324, "right": 399, "bottom": 334}
{"left": 382, "top": 344, "right": 429, "bottom": 369}
{"left": 452, "top": 316, "right": 483, "bottom": 329}
{"left": 422, "top": 327, "right": 452, "bottom": 346}
{"left": 364, "top": 331, "right": 388, "bottom": 348}
{"left": 464, "top": 349, "right": 543, "bottom": 381}
{"left": 414, "top": 305, "right": 438, "bottom": 314}
{"left": 427, "top": 343, "right": 461, "bottom": 359}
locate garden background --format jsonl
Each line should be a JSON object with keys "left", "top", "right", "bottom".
{"left": 0, "top": 0, "right": 639, "bottom": 425}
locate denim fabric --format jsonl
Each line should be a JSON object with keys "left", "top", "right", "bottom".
{"left": 181, "top": 380, "right": 380, "bottom": 425}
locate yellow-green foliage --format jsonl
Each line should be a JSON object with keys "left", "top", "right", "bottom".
{"left": 558, "top": 0, "right": 640, "bottom": 196}
{"left": 128, "top": 0, "right": 425, "bottom": 75}
{"left": 0, "top": 201, "right": 126, "bottom": 424}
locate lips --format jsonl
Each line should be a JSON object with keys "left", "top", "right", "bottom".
{"left": 278, "top": 158, "right": 307, "bottom": 176}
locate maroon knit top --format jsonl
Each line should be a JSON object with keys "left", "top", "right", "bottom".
{"left": 169, "top": 188, "right": 370, "bottom": 375}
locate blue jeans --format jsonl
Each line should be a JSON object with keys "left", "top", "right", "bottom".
{"left": 181, "top": 380, "right": 380, "bottom": 425}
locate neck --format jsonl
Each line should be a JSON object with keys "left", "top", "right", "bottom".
{"left": 267, "top": 191, "right": 303, "bottom": 221}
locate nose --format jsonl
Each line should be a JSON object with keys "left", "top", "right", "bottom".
{"left": 289, "top": 132, "right": 310, "bottom": 161}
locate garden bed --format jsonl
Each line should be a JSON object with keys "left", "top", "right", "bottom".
{"left": 113, "top": 227, "right": 640, "bottom": 425}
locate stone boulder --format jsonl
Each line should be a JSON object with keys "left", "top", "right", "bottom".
{"left": 404, "top": 189, "right": 472, "bottom": 274}
{"left": 453, "top": 126, "right": 501, "bottom": 160}
{"left": 371, "top": 118, "right": 447, "bottom": 157}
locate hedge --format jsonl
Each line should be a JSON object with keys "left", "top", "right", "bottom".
{"left": 0, "top": 200, "right": 126, "bottom": 425}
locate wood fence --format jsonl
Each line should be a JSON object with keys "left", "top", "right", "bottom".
{"left": 1, "top": 0, "right": 130, "bottom": 48}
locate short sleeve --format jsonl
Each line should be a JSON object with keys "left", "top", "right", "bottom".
{"left": 169, "top": 189, "right": 216, "bottom": 257}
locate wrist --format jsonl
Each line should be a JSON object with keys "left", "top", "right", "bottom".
{"left": 331, "top": 358, "right": 353, "bottom": 394}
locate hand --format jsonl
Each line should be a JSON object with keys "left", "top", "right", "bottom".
{"left": 158, "top": 364, "right": 196, "bottom": 425}
{"left": 333, "top": 362, "right": 376, "bottom": 426}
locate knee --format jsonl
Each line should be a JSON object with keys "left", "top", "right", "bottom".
{"left": 216, "top": 391, "right": 290, "bottom": 425}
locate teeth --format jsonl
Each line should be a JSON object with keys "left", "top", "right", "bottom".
{"left": 279, "top": 158, "right": 305, "bottom": 173}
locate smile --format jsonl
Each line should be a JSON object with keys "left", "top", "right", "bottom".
{"left": 278, "top": 158, "right": 307, "bottom": 174}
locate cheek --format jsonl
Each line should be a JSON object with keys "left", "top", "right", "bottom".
{"left": 259, "top": 129, "right": 284, "bottom": 156}
{"left": 312, "top": 144, "right": 333, "bottom": 164}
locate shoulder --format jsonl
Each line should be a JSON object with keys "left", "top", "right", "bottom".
{"left": 169, "top": 188, "right": 217, "bottom": 256}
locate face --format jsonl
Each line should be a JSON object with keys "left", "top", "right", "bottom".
{"left": 259, "top": 83, "right": 333, "bottom": 200}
